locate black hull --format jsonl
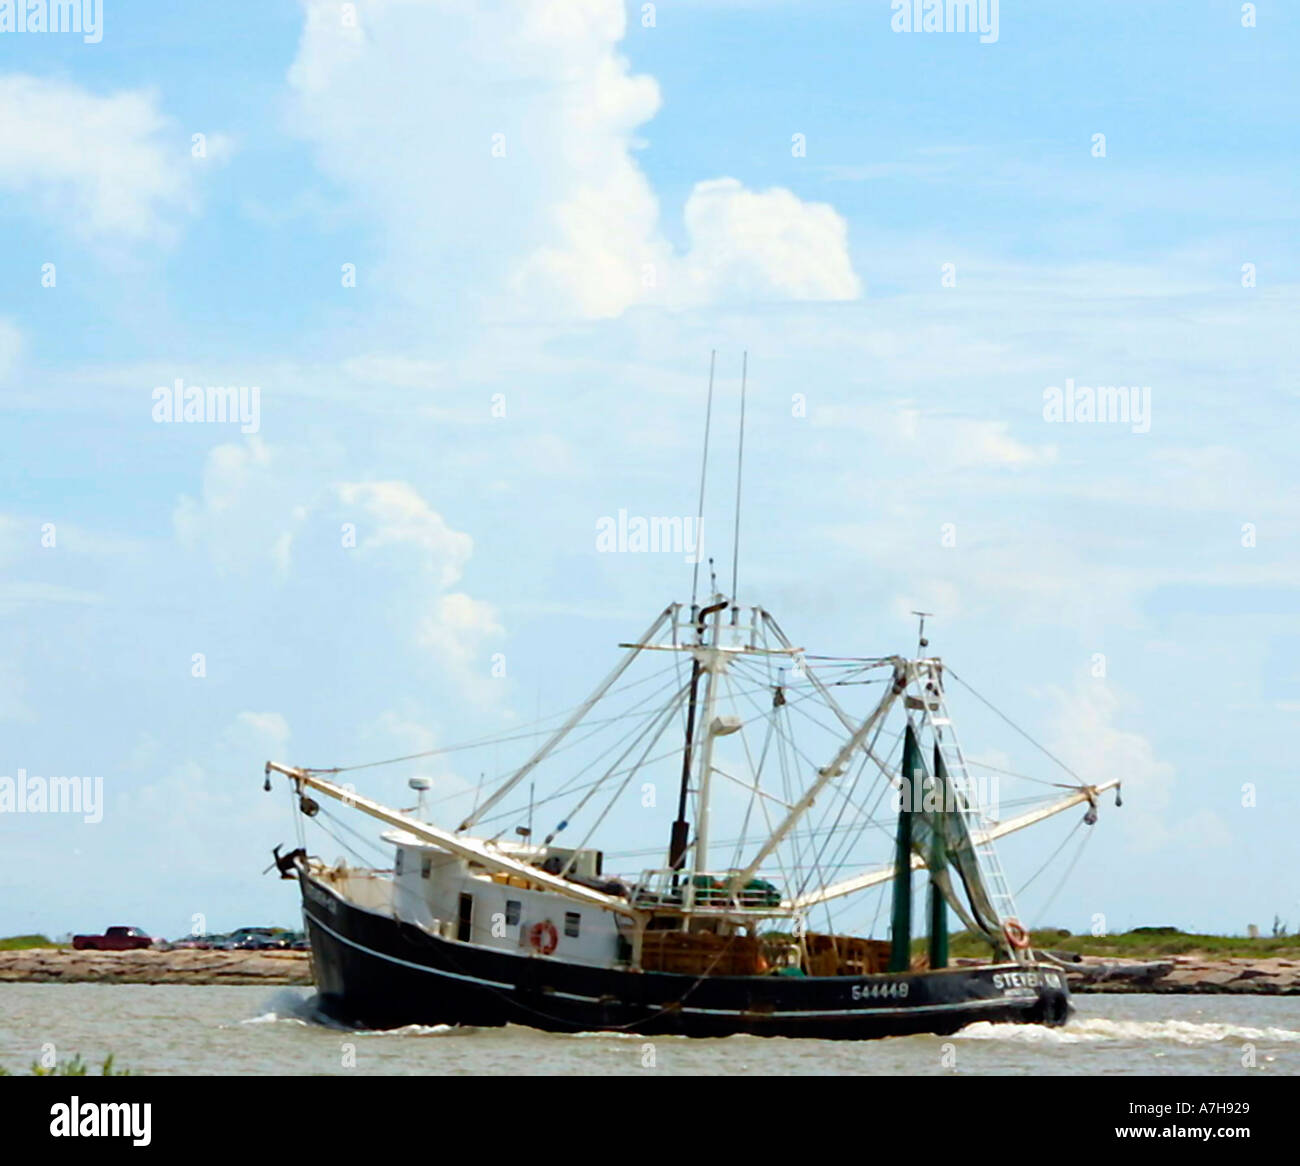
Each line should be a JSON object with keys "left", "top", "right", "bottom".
{"left": 300, "top": 873, "right": 1072, "bottom": 1040}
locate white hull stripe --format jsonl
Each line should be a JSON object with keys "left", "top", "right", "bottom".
{"left": 306, "top": 908, "right": 1040, "bottom": 1020}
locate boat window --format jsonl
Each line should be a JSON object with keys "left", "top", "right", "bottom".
{"left": 421, "top": 854, "right": 432, "bottom": 879}
{"left": 564, "top": 911, "right": 580, "bottom": 938}
{"left": 458, "top": 893, "right": 473, "bottom": 942}
{"left": 505, "top": 900, "right": 521, "bottom": 926}
{"left": 395, "top": 849, "right": 404, "bottom": 875}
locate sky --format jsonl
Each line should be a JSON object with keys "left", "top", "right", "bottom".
{"left": 0, "top": 0, "right": 1297, "bottom": 942}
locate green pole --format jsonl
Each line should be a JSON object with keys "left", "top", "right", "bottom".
{"left": 889, "top": 725, "right": 921, "bottom": 973}
{"left": 928, "top": 743, "right": 950, "bottom": 970}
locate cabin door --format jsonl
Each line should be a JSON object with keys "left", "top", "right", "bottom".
{"left": 457, "top": 892, "right": 473, "bottom": 942}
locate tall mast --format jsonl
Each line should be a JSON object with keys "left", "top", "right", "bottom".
{"left": 671, "top": 352, "right": 720, "bottom": 873}
{"left": 729, "top": 351, "right": 747, "bottom": 612}
{"left": 687, "top": 600, "right": 726, "bottom": 903}
{"left": 690, "top": 350, "right": 717, "bottom": 613}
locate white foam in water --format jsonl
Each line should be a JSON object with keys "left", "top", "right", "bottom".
{"left": 359, "top": 1023, "right": 459, "bottom": 1037}
{"left": 237, "top": 988, "right": 325, "bottom": 1028}
{"left": 957, "top": 1017, "right": 1300, "bottom": 1045}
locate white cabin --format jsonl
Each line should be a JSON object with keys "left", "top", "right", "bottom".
{"left": 385, "top": 830, "right": 627, "bottom": 967}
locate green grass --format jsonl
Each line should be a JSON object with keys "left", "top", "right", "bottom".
{"left": 938, "top": 927, "right": 1300, "bottom": 960}
{"left": 0, "top": 1053, "right": 130, "bottom": 1077}
{"left": 0, "top": 934, "right": 65, "bottom": 951}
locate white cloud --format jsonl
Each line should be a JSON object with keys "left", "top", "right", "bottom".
{"left": 227, "top": 711, "right": 292, "bottom": 759}
{"left": 336, "top": 480, "right": 473, "bottom": 588}
{"left": 820, "top": 401, "right": 1056, "bottom": 471}
{"left": 1046, "top": 680, "right": 1229, "bottom": 854}
{"left": 675, "top": 178, "right": 861, "bottom": 306}
{"left": 0, "top": 75, "right": 205, "bottom": 243}
{"left": 174, "top": 438, "right": 301, "bottom": 578}
{"left": 337, "top": 480, "right": 503, "bottom": 677}
{"left": 418, "top": 591, "right": 504, "bottom": 673}
{"left": 288, "top": 0, "right": 860, "bottom": 318}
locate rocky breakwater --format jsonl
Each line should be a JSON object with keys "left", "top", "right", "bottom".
{"left": 0, "top": 947, "right": 313, "bottom": 986}
{"left": 1064, "top": 954, "right": 1300, "bottom": 995}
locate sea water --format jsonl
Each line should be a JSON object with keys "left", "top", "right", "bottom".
{"left": 1, "top": 984, "right": 1297, "bottom": 1075}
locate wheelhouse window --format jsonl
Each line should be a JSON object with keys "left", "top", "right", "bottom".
{"left": 395, "top": 849, "right": 404, "bottom": 875}
{"left": 421, "top": 854, "right": 432, "bottom": 879}
{"left": 457, "top": 893, "right": 473, "bottom": 943}
{"left": 505, "top": 900, "right": 521, "bottom": 927}
{"left": 564, "top": 911, "right": 580, "bottom": 938}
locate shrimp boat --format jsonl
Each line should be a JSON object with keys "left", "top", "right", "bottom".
{"left": 263, "top": 596, "right": 1120, "bottom": 1038}
{"left": 262, "top": 357, "right": 1120, "bottom": 1039}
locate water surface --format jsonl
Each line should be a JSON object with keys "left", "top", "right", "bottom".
{"left": 2, "top": 984, "right": 1296, "bottom": 1075}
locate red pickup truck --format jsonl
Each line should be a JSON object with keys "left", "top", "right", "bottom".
{"left": 72, "top": 926, "right": 157, "bottom": 951}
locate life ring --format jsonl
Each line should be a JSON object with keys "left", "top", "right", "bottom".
{"left": 1003, "top": 918, "right": 1031, "bottom": 950}
{"left": 528, "top": 920, "right": 559, "bottom": 956}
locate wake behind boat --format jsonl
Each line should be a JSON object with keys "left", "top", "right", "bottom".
{"left": 262, "top": 358, "right": 1119, "bottom": 1039}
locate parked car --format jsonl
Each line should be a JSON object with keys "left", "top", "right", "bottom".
{"left": 226, "top": 927, "right": 283, "bottom": 950}
{"left": 71, "top": 926, "right": 156, "bottom": 951}
{"left": 168, "top": 935, "right": 215, "bottom": 950}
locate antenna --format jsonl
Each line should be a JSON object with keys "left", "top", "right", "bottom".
{"left": 911, "top": 610, "right": 933, "bottom": 656}
{"left": 730, "top": 351, "right": 747, "bottom": 613}
{"left": 689, "top": 350, "right": 717, "bottom": 611}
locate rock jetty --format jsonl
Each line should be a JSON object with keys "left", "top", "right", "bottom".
{"left": 0, "top": 947, "right": 312, "bottom": 985}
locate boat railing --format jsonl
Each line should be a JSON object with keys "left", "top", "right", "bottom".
{"left": 631, "top": 869, "right": 785, "bottom": 913}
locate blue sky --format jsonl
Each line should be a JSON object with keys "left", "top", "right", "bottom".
{"left": 1, "top": 0, "right": 1297, "bottom": 941}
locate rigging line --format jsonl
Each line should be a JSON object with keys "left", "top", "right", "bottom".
{"left": 794, "top": 748, "right": 869, "bottom": 902}
{"left": 483, "top": 659, "right": 719, "bottom": 814}
{"left": 730, "top": 656, "right": 879, "bottom": 743}
{"left": 798, "top": 730, "right": 907, "bottom": 897}
{"left": 793, "top": 735, "right": 892, "bottom": 901}
{"left": 730, "top": 350, "right": 747, "bottom": 605}
{"left": 604, "top": 813, "right": 893, "bottom": 861}
{"left": 306, "top": 659, "right": 686, "bottom": 776}
{"left": 1025, "top": 821, "right": 1093, "bottom": 926}
{"left": 726, "top": 698, "right": 773, "bottom": 870}
{"left": 559, "top": 688, "right": 690, "bottom": 875}
{"left": 548, "top": 679, "right": 691, "bottom": 847}
{"left": 289, "top": 781, "right": 307, "bottom": 851}
{"left": 474, "top": 669, "right": 791, "bottom": 827}
{"left": 721, "top": 673, "right": 905, "bottom": 882}
{"left": 944, "top": 666, "right": 1086, "bottom": 786}
{"left": 1012, "top": 817, "right": 1084, "bottom": 898}
{"left": 690, "top": 349, "right": 717, "bottom": 609}
{"left": 965, "top": 757, "right": 1074, "bottom": 789}
{"left": 800, "top": 752, "right": 884, "bottom": 898}
{"left": 314, "top": 804, "right": 392, "bottom": 860}
{"left": 384, "top": 665, "right": 695, "bottom": 820}
{"left": 792, "top": 717, "right": 890, "bottom": 896}
{"left": 470, "top": 739, "right": 694, "bottom": 831}
{"left": 722, "top": 672, "right": 835, "bottom": 778}
{"left": 516, "top": 670, "right": 694, "bottom": 799}
{"left": 720, "top": 667, "right": 781, "bottom": 871}
{"left": 310, "top": 808, "right": 391, "bottom": 869}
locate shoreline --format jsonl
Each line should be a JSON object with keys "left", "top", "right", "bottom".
{"left": 0, "top": 948, "right": 313, "bottom": 986}
{"left": 2, "top": 948, "right": 1298, "bottom": 994}
{"left": 1062, "top": 954, "right": 1300, "bottom": 995}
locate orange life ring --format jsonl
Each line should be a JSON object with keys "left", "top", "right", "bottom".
{"left": 1002, "top": 918, "right": 1031, "bottom": 950}
{"left": 528, "top": 920, "right": 559, "bottom": 956}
